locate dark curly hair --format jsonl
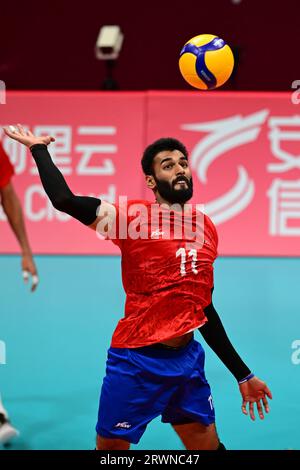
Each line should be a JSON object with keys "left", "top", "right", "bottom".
{"left": 141, "top": 137, "right": 188, "bottom": 175}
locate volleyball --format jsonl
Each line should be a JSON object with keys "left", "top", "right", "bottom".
{"left": 179, "top": 34, "right": 234, "bottom": 90}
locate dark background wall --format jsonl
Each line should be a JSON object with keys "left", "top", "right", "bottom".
{"left": 0, "top": 0, "right": 299, "bottom": 91}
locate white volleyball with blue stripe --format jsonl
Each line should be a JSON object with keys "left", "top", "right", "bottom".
{"left": 179, "top": 34, "right": 234, "bottom": 90}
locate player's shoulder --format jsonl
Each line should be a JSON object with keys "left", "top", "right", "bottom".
{"left": 204, "top": 214, "right": 218, "bottom": 245}
{"left": 117, "top": 199, "right": 152, "bottom": 211}
{"left": 195, "top": 205, "right": 214, "bottom": 223}
{"left": 195, "top": 206, "right": 218, "bottom": 235}
{"left": 204, "top": 213, "right": 216, "bottom": 228}
{"left": 112, "top": 200, "right": 152, "bottom": 218}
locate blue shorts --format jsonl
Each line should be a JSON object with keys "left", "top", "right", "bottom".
{"left": 96, "top": 339, "right": 215, "bottom": 444}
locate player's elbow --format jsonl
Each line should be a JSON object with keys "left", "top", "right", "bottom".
{"left": 51, "top": 193, "right": 73, "bottom": 212}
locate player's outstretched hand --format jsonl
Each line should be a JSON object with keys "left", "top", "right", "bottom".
{"left": 3, "top": 124, "right": 55, "bottom": 148}
{"left": 239, "top": 376, "right": 272, "bottom": 421}
{"left": 22, "top": 253, "right": 39, "bottom": 292}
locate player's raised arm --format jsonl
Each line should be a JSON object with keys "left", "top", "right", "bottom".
{"left": 3, "top": 125, "right": 115, "bottom": 234}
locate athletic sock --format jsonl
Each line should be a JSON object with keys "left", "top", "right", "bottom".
{"left": 217, "top": 442, "right": 226, "bottom": 451}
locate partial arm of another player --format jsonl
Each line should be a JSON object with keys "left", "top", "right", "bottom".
{"left": 199, "top": 299, "right": 272, "bottom": 421}
{"left": 3, "top": 125, "right": 115, "bottom": 233}
{"left": 0, "top": 181, "right": 38, "bottom": 291}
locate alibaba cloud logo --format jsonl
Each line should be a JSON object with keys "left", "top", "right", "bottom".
{"left": 182, "top": 109, "right": 269, "bottom": 224}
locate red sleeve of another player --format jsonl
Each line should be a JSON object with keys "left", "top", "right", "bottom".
{"left": 0, "top": 142, "right": 14, "bottom": 189}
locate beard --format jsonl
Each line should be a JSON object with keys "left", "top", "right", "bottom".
{"left": 154, "top": 175, "right": 193, "bottom": 204}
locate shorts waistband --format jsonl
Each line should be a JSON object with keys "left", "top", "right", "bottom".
{"left": 132, "top": 334, "right": 194, "bottom": 353}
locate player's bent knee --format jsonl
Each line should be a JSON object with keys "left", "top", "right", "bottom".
{"left": 172, "top": 422, "right": 220, "bottom": 450}
{"left": 172, "top": 421, "right": 216, "bottom": 436}
{"left": 96, "top": 434, "right": 131, "bottom": 450}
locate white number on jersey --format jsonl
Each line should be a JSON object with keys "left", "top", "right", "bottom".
{"left": 176, "top": 248, "right": 198, "bottom": 276}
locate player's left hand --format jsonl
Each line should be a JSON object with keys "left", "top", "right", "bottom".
{"left": 239, "top": 376, "right": 272, "bottom": 421}
{"left": 22, "top": 254, "right": 39, "bottom": 292}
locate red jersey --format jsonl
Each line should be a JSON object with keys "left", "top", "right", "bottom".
{"left": 0, "top": 142, "right": 14, "bottom": 189}
{"left": 109, "top": 200, "right": 218, "bottom": 348}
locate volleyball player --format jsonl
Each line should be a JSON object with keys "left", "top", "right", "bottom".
{"left": 0, "top": 140, "right": 38, "bottom": 445}
{"left": 3, "top": 125, "right": 272, "bottom": 450}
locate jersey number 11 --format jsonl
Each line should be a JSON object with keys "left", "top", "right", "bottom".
{"left": 176, "top": 248, "right": 198, "bottom": 276}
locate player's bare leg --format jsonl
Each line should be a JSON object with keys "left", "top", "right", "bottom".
{"left": 96, "top": 434, "right": 131, "bottom": 450}
{"left": 172, "top": 422, "right": 220, "bottom": 450}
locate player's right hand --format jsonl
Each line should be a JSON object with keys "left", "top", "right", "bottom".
{"left": 3, "top": 124, "right": 55, "bottom": 148}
